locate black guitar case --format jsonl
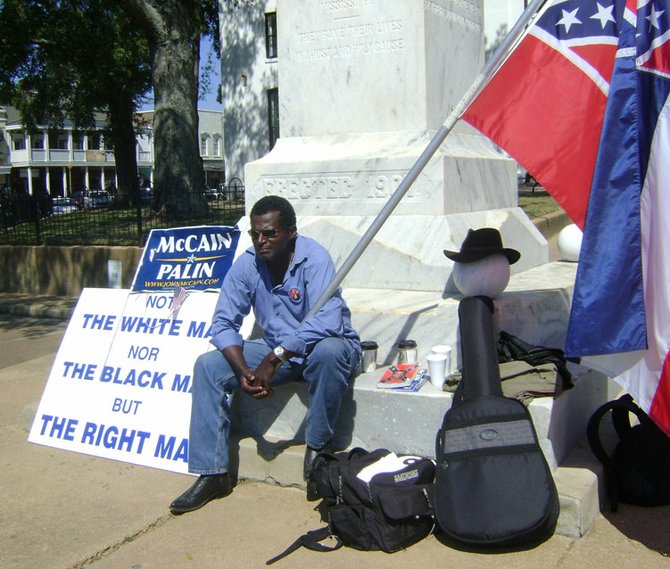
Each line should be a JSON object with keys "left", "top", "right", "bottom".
{"left": 433, "top": 296, "right": 559, "bottom": 547}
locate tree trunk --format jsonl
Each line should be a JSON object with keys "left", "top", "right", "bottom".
{"left": 107, "top": 89, "right": 140, "bottom": 207}
{"left": 152, "top": 28, "right": 206, "bottom": 215}
{"left": 113, "top": 0, "right": 208, "bottom": 218}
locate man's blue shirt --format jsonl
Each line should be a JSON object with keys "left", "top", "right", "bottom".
{"left": 210, "top": 235, "right": 360, "bottom": 358}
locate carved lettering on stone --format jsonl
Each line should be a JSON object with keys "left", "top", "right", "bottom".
{"left": 258, "top": 173, "right": 420, "bottom": 201}
{"left": 295, "top": 1, "right": 406, "bottom": 62}
{"left": 423, "top": 0, "right": 482, "bottom": 33}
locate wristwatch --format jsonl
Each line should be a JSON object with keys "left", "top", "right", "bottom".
{"left": 273, "top": 345, "right": 287, "bottom": 363}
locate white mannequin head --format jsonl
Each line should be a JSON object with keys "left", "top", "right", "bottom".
{"left": 452, "top": 254, "right": 511, "bottom": 298}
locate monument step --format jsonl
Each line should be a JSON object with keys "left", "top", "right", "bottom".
{"left": 344, "top": 260, "right": 580, "bottom": 367}
{"left": 231, "top": 362, "right": 618, "bottom": 476}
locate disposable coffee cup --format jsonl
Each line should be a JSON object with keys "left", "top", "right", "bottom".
{"left": 360, "top": 341, "right": 378, "bottom": 373}
{"left": 427, "top": 354, "right": 448, "bottom": 387}
{"left": 431, "top": 345, "right": 452, "bottom": 373}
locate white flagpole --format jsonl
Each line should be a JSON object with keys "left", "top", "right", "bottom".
{"left": 304, "top": 0, "right": 549, "bottom": 319}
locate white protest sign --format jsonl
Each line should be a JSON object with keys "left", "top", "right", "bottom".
{"left": 28, "top": 287, "right": 220, "bottom": 474}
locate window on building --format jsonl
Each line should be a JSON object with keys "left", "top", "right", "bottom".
{"left": 200, "top": 134, "right": 210, "bottom": 156}
{"left": 267, "top": 88, "right": 280, "bottom": 150}
{"left": 72, "top": 135, "right": 84, "bottom": 150}
{"left": 12, "top": 134, "right": 26, "bottom": 150}
{"left": 213, "top": 135, "right": 222, "bottom": 157}
{"left": 31, "top": 133, "right": 45, "bottom": 149}
{"left": 265, "top": 12, "right": 278, "bottom": 59}
{"left": 51, "top": 132, "right": 68, "bottom": 149}
{"left": 88, "top": 132, "right": 102, "bottom": 150}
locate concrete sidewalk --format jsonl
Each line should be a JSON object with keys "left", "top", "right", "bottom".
{"left": 1, "top": 311, "right": 669, "bottom": 568}
{"left": 0, "top": 293, "right": 78, "bottom": 320}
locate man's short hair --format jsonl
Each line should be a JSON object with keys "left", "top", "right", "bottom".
{"left": 250, "top": 195, "right": 296, "bottom": 230}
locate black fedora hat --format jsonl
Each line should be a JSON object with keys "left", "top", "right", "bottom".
{"left": 443, "top": 228, "right": 521, "bottom": 265}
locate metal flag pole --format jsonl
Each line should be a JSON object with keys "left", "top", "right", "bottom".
{"left": 304, "top": 0, "right": 548, "bottom": 319}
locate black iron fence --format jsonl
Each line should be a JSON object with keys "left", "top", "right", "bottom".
{"left": 0, "top": 186, "right": 246, "bottom": 247}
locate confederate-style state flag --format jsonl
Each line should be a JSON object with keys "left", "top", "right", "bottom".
{"left": 463, "top": 0, "right": 670, "bottom": 435}
{"left": 463, "top": 0, "right": 623, "bottom": 228}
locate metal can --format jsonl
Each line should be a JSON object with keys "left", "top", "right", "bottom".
{"left": 397, "top": 340, "right": 418, "bottom": 364}
{"left": 360, "top": 340, "right": 378, "bottom": 373}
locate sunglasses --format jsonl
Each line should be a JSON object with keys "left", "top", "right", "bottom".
{"left": 248, "top": 228, "right": 280, "bottom": 239}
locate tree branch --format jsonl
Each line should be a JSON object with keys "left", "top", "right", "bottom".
{"left": 112, "top": 0, "right": 164, "bottom": 43}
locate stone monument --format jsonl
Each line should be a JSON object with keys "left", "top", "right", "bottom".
{"left": 235, "top": 3, "right": 615, "bottom": 536}
{"left": 244, "top": 0, "right": 548, "bottom": 301}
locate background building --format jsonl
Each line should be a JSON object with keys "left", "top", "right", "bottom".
{"left": 1, "top": 106, "right": 116, "bottom": 197}
{"left": 0, "top": 107, "right": 11, "bottom": 193}
{"left": 135, "top": 109, "right": 225, "bottom": 191}
{"left": 0, "top": 106, "right": 225, "bottom": 197}
{"left": 219, "top": 0, "right": 278, "bottom": 183}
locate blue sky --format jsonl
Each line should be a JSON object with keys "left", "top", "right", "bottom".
{"left": 198, "top": 35, "right": 222, "bottom": 110}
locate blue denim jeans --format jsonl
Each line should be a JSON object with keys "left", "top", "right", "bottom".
{"left": 188, "top": 337, "right": 359, "bottom": 475}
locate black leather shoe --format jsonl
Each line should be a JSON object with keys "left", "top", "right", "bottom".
{"left": 169, "top": 474, "right": 232, "bottom": 514}
{"left": 303, "top": 446, "right": 321, "bottom": 481}
{"left": 304, "top": 446, "right": 322, "bottom": 502}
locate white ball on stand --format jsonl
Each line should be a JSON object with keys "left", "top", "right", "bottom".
{"left": 557, "top": 224, "right": 583, "bottom": 262}
{"left": 452, "top": 254, "right": 511, "bottom": 298}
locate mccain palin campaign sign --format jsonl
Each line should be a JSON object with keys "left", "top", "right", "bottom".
{"left": 131, "top": 225, "right": 240, "bottom": 291}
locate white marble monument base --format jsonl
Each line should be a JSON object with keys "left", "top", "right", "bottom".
{"left": 246, "top": 131, "right": 517, "bottom": 217}
{"left": 231, "top": 362, "right": 613, "bottom": 471}
{"left": 244, "top": 130, "right": 549, "bottom": 291}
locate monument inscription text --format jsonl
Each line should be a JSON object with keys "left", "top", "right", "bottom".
{"left": 424, "top": 0, "right": 482, "bottom": 33}
{"left": 259, "top": 172, "right": 421, "bottom": 202}
{"left": 295, "top": 1, "right": 406, "bottom": 62}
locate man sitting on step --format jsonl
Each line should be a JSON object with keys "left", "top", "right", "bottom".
{"left": 170, "top": 195, "right": 361, "bottom": 514}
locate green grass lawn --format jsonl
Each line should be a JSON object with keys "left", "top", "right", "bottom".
{"left": 518, "top": 187, "right": 563, "bottom": 219}
{"left": 0, "top": 201, "right": 245, "bottom": 247}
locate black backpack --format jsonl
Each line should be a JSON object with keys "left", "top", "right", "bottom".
{"left": 267, "top": 447, "right": 435, "bottom": 564}
{"left": 587, "top": 394, "right": 670, "bottom": 511}
{"left": 433, "top": 296, "right": 560, "bottom": 548}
